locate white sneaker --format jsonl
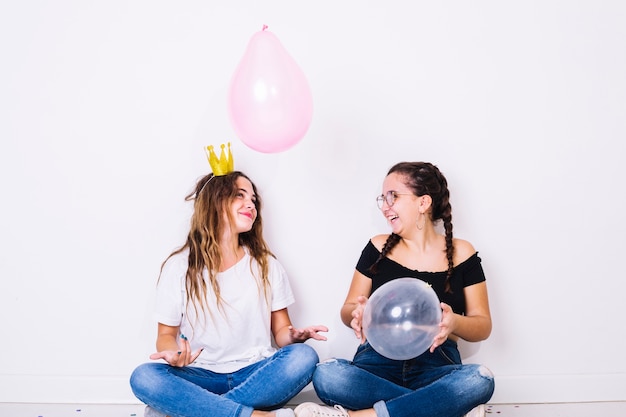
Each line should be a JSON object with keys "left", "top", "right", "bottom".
{"left": 294, "top": 402, "right": 349, "bottom": 417}
{"left": 464, "top": 404, "right": 486, "bottom": 417}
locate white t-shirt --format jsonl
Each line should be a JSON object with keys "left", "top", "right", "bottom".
{"left": 155, "top": 249, "right": 295, "bottom": 373}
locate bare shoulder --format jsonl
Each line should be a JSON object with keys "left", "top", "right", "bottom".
{"left": 452, "top": 238, "right": 477, "bottom": 265}
{"left": 370, "top": 234, "right": 390, "bottom": 251}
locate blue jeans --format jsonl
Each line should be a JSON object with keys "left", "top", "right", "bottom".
{"left": 312, "top": 340, "right": 494, "bottom": 417}
{"left": 130, "top": 344, "right": 319, "bottom": 417}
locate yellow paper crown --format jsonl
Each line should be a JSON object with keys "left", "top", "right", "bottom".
{"left": 205, "top": 142, "right": 234, "bottom": 176}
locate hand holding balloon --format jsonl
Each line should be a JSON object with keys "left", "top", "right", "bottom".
{"left": 429, "top": 302, "right": 455, "bottom": 353}
{"left": 350, "top": 295, "right": 368, "bottom": 342}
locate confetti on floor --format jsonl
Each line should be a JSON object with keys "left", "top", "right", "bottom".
{"left": 3, "top": 402, "right": 626, "bottom": 417}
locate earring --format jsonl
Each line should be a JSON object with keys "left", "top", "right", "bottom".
{"left": 416, "top": 212, "right": 426, "bottom": 230}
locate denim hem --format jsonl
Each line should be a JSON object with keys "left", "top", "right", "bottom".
{"left": 373, "top": 400, "right": 389, "bottom": 417}
{"left": 239, "top": 405, "right": 254, "bottom": 417}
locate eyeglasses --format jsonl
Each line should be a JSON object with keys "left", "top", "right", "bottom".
{"left": 376, "top": 191, "right": 414, "bottom": 209}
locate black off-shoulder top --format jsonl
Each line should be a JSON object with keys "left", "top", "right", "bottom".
{"left": 356, "top": 240, "right": 486, "bottom": 314}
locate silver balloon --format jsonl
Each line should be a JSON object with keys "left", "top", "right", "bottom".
{"left": 362, "top": 278, "right": 442, "bottom": 360}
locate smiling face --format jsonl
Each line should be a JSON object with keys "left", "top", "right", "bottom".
{"left": 228, "top": 176, "right": 258, "bottom": 234}
{"left": 380, "top": 172, "right": 417, "bottom": 233}
{"left": 380, "top": 171, "right": 438, "bottom": 237}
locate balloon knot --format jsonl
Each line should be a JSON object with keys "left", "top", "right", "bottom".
{"left": 262, "top": 24, "right": 268, "bottom": 31}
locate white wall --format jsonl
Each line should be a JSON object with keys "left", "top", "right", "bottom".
{"left": 1, "top": 0, "right": 625, "bottom": 405}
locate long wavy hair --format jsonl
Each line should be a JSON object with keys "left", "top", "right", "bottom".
{"left": 370, "top": 162, "right": 455, "bottom": 292}
{"left": 159, "top": 171, "right": 274, "bottom": 322}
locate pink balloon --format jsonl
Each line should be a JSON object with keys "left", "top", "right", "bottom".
{"left": 228, "top": 26, "right": 313, "bottom": 153}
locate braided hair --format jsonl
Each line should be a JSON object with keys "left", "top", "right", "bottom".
{"left": 369, "top": 162, "right": 455, "bottom": 292}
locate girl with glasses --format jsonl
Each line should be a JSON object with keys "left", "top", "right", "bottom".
{"left": 296, "top": 162, "right": 494, "bottom": 417}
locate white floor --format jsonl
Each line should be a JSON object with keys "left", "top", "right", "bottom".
{"left": 1, "top": 402, "right": 625, "bottom": 417}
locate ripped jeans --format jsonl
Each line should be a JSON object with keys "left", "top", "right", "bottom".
{"left": 312, "top": 340, "right": 494, "bottom": 417}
